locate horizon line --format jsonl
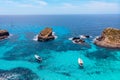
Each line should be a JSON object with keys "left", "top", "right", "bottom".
{"left": 0, "top": 14, "right": 120, "bottom": 16}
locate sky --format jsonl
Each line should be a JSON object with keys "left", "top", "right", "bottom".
{"left": 0, "top": 0, "right": 120, "bottom": 15}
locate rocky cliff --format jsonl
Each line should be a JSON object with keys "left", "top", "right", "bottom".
{"left": 94, "top": 27, "right": 120, "bottom": 48}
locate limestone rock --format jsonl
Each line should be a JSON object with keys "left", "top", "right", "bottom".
{"left": 94, "top": 27, "right": 120, "bottom": 48}
{"left": 38, "top": 28, "right": 55, "bottom": 41}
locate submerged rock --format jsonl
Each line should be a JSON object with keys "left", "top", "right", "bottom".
{"left": 0, "top": 67, "right": 40, "bottom": 80}
{"left": 94, "top": 27, "right": 120, "bottom": 48}
{"left": 38, "top": 27, "right": 55, "bottom": 41}
{"left": 0, "top": 30, "right": 9, "bottom": 40}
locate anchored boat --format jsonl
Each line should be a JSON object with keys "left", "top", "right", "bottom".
{"left": 78, "top": 58, "right": 83, "bottom": 67}
{"left": 34, "top": 54, "right": 42, "bottom": 61}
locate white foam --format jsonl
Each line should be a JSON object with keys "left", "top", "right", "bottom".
{"left": 80, "top": 35, "right": 86, "bottom": 39}
{"left": 52, "top": 32, "right": 55, "bottom": 35}
{"left": 92, "top": 39, "right": 96, "bottom": 43}
{"left": 80, "top": 35, "right": 93, "bottom": 39}
{"left": 72, "top": 40, "right": 84, "bottom": 44}
{"left": 10, "top": 34, "right": 13, "bottom": 36}
{"left": 33, "top": 35, "right": 38, "bottom": 41}
{"left": 52, "top": 32, "right": 58, "bottom": 39}
{"left": 96, "top": 36, "right": 99, "bottom": 39}
{"left": 8, "top": 34, "right": 13, "bottom": 38}
{"left": 92, "top": 36, "right": 99, "bottom": 42}
{"left": 90, "top": 36, "right": 93, "bottom": 38}
{"left": 54, "top": 35, "right": 58, "bottom": 39}
{"left": 68, "top": 37, "right": 73, "bottom": 40}
{"left": 72, "top": 40, "right": 76, "bottom": 44}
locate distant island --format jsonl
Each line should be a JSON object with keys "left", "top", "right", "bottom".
{"left": 94, "top": 27, "right": 120, "bottom": 48}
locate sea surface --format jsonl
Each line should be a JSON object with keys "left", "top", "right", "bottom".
{"left": 0, "top": 14, "right": 120, "bottom": 80}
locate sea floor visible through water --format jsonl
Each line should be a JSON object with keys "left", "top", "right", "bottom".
{"left": 0, "top": 15, "right": 120, "bottom": 80}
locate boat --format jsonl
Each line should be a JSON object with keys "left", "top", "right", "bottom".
{"left": 78, "top": 58, "right": 83, "bottom": 67}
{"left": 34, "top": 54, "right": 42, "bottom": 61}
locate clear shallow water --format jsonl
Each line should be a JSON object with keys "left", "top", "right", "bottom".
{"left": 0, "top": 15, "right": 120, "bottom": 80}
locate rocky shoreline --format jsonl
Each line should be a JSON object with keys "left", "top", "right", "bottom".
{"left": 94, "top": 27, "right": 120, "bottom": 48}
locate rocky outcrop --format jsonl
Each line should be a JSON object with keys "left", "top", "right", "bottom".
{"left": 72, "top": 37, "right": 85, "bottom": 44}
{"left": 94, "top": 27, "right": 120, "bottom": 48}
{"left": 0, "top": 30, "right": 9, "bottom": 40}
{"left": 38, "top": 27, "right": 55, "bottom": 41}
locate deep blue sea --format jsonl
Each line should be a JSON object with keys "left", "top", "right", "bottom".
{"left": 0, "top": 15, "right": 120, "bottom": 80}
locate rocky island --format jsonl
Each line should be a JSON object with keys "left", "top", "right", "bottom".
{"left": 0, "top": 30, "right": 9, "bottom": 40}
{"left": 38, "top": 27, "right": 55, "bottom": 42}
{"left": 94, "top": 27, "right": 120, "bottom": 48}
{"left": 72, "top": 37, "right": 85, "bottom": 44}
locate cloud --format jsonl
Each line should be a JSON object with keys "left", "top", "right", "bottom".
{"left": 61, "top": 1, "right": 120, "bottom": 14}
{"left": 19, "top": 0, "right": 48, "bottom": 7}
{"left": 0, "top": 0, "right": 48, "bottom": 7}
{"left": 83, "top": 1, "right": 119, "bottom": 11}
{"left": 19, "top": 4, "right": 34, "bottom": 7}
{"left": 0, "top": 0, "right": 119, "bottom": 14}
{"left": 62, "top": 3, "right": 75, "bottom": 8}
{"left": 37, "top": 0, "right": 48, "bottom": 6}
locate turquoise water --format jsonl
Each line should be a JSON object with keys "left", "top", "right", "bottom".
{"left": 0, "top": 15, "right": 120, "bottom": 80}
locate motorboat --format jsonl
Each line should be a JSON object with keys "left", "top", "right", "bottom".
{"left": 34, "top": 54, "right": 42, "bottom": 61}
{"left": 78, "top": 58, "right": 83, "bottom": 67}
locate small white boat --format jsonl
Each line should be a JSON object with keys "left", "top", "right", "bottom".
{"left": 78, "top": 58, "right": 83, "bottom": 67}
{"left": 34, "top": 54, "right": 42, "bottom": 61}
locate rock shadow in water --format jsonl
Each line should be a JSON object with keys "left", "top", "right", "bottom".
{"left": 3, "top": 41, "right": 38, "bottom": 61}
{"left": 85, "top": 48, "right": 119, "bottom": 60}
{"left": 56, "top": 71, "right": 71, "bottom": 77}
